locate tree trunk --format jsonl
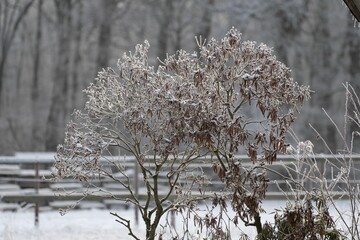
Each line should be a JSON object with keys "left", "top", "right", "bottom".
{"left": 156, "top": 0, "right": 174, "bottom": 64}
{"left": 71, "top": 0, "right": 83, "bottom": 110}
{"left": 96, "top": 0, "right": 117, "bottom": 70}
{"left": 0, "top": 0, "right": 34, "bottom": 111}
{"left": 196, "top": 0, "right": 214, "bottom": 44}
{"left": 45, "top": 0, "right": 72, "bottom": 151}
{"left": 32, "top": 0, "right": 44, "bottom": 150}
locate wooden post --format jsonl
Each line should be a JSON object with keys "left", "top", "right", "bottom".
{"left": 35, "top": 162, "right": 39, "bottom": 226}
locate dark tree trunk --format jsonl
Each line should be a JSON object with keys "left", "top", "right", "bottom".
{"left": 45, "top": 0, "right": 72, "bottom": 151}
{"left": 96, "top": 0, "right": 117, "bottom": 70}
{"left": 0, "top": 0, "right": 34, "bottom": 111}
{"left": 196, "top": 0, "right": 214, "bottom": 44}
{"left": 273, "top": 0, "right": 310, "bottom": 66}
{"left": 71, "top": 0, "right": 83, "bottom": 110}
{"left": 0, "top": 0, "right": 34, "bottom": 154}
{"left": 156, "top": 0, "right": 174, "bottom": 64}
{"left": 32, "top": 0, "right": 44, "bottom": 150}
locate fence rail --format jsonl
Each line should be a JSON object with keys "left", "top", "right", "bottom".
{"left": 1, "top": 152, "right": 360, "bottom": 226}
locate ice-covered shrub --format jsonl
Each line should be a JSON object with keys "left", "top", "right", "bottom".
{"left": 53, "top": 28, "right": 310, "bottom": 239}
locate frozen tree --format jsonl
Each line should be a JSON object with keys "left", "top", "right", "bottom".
{"left": 55, "top": 29, "right": 309, "bottom": 239}
{"left": 52, "top": 28, "right": 311, "bottom": 239}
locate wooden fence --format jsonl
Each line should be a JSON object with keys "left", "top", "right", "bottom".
{"left": 1, "top": 152, "right": 360, "bottom": 226}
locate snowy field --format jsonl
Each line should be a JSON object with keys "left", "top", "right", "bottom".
{"left": 0, "top": 200, "right": 351, "bottom": 240}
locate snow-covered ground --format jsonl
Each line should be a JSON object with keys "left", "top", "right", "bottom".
{"left": 1, "top": 208, "right": 129, "bottom": 240}
{"left": 0, "top": 200, "right": 352, "bottom": 240}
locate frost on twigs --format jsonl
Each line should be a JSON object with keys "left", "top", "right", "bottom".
{"left": 53, "top": 28, "right": 310, "bottom": 239}
{"left": 80, "top": 27, "right": 309, "bottom": 164}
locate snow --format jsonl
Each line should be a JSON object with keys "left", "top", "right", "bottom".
{"left": 1, "top": 209, "right": 131, "bottom": 240}
{"left": 0, "top": 200, "right": 352, "bottom": 240}
{"left": 0, "top": 203, "right": 269, "bottom": 240}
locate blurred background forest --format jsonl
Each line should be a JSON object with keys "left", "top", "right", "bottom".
{"left": 0, "top": 0, "right": 359, "bottom": 154}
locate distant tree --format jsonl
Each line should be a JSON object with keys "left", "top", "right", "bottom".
{"left": 32, "top": 0, "right": 43, "bottom": 150}
{"left": 0, "top": 0, "right": 34, "bottom": 154}
{"left": 70, "top": 0, "right": 83, "bottom": 111}
{"left": 195, "top": 0, "right": 214, "bottom": 46}
{"left": 95, "top": 0, "right": 117, "bottom": 70}
{"left": 95, "top": 0, "right": 130, "bottom": 74}
{"left": 155, "top": 0, "right": 174, "bottom": 63}
{"left": 0, "top": 0, "right": 34, "bottom": 110}
{"left": 45, "top": 0, "right": 73, "bottom": 151}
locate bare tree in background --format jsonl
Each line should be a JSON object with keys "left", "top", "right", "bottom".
{"left": 32, "top": 0, "right": 43, "bottom": 150}
{"left": 95, "top": 0, "right": 130, "bottom": 70}
{"left": 70, "top": 0, "right": 83, "bottom": 111}
{"left": 96, "top": 0, "right": 118, "bottom": 70}
{"left": 0, "top": 0, "right": 34, "bottom": 154}
{"left": 0, "top": 0, "right": 34, "bottom": 109}
{"left": 155, "top": 0, "right": 174, "bottom": 64}
{"left": 45, "top": 0, "right": 73, "bottom": 151}
{"left": 195, "top": 0, "right": 214, "bottom": 45}
{"left": 268, "top": 0, "right": 310, "bottom": 66}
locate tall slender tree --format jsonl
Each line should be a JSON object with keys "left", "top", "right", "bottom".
{"left": 96, "top": 0, "right": 118, "bottom": 70}
{"left": 45, "top": 0, "right": 73, "bottom": 151}
{"left": 32, "top": 0, "right": 43, "bottom": 150}
{"left": 155, "top": 0, "right": 174, "bottom": 64}
{"left": 196, "top": 0, "right": 214, "bottom": 44}
{"left": 0, "top": 0, "right": 34, "bottom": 111}
{"left": 70, "top": 0, "right": 83, "bottom": 110}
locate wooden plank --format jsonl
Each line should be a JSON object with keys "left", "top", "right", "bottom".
{"left": 103, "top": 199, "right": 129, "bottom": 209}
{"left": 1, "top": 192, "right": 134, "bottom": 202}
{"left": 0, "top": 164, "right": 20, "bottom": 175}
{"left": 49, "top": 200, "right": 79, "bottom": 209}
{"left": 19, "top": 169, "right": 52, "bottom": 177}
{"left": 0, "top": 184, "right": 20, "bottom": 191}
{"left": 1, "top": 190, "right": 355, "bottom": 204}
{"left": 49, "top": 200, "right": 106, "bottom": 209}
{"left": 79, "top": 201, "right": 106, "bottom": 209}
{"left": 0, "top": 202, "right": 19, "bottom": 211}
{"left": 50, "top": 183, "right": 83, "bottom": 190}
